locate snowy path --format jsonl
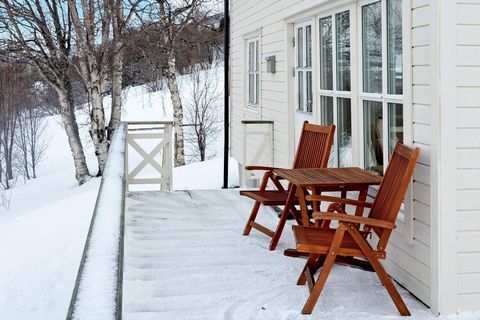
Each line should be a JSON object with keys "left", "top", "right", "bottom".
{"left": 123, "top": 190, "right": 436, "bottom": 320}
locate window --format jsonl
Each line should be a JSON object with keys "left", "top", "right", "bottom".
{"left": 361, "top": 0, "right": 403, "bottom": 176}
{"left": 247, "top": 38, "right": 260, "bottom": 107}
{"left": 319, "top": 10, "right": 352, "bottom": 167}
{"left": 295, "top": 23, "right": 313, "bottom": 113}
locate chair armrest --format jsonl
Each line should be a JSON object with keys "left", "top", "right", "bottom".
{"left": 313, "top": 212, "right": 395, "bottom": 229}
{"left": 244, "top": 165, "right": 279, "bottom": 171}
{"left": 305, "top": 195, "right": 373, "bottom": 208}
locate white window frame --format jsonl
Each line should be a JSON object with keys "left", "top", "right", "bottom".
{"left": 246, "top": 37, "right": 260, "bottom": 109}
{"left": 318, "top": 8, "right": 355, "bottom": 168}
{"left": 295, "top": 22, "right": 313, "bottom": 113}
{"left": 358, "top": 0, "right": 404, "bottom": 175}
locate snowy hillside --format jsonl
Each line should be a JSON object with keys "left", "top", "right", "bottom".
{"left": 0, "top": 66, "right": 237, "bottom": 320}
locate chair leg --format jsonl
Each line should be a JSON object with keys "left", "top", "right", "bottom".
{"left": 301, "top": 226, "right": 346, "bottom": 315}
{"left": 347, "top": 226, "right": 411, "bottom": 316}
{"left": 242, "top": 171, "right": 271, "bottom": 236}
{"left": 269, "top": 185, "right": 297, "bottom": 250}
{"left": 242, "top": 201, "right": 261, "bottom": 236}
{"left": 297, "top": 253, "right": 323, "bottom": 285}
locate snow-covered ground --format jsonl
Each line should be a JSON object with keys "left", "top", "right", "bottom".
{"left": 123, "top": 190, "right": 479, "bottom": 320}
{"left": 0, "top": 66, "right": 237, "bottom": 320}
{"left": 0, "top": 65, "right": 478, "bottom": 319}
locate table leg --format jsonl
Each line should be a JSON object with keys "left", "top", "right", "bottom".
{"left": 355, "top": 187, "right": 368, "bottom": 217}
{"left": 297, "top": 186, "right": 311, "bottom": 226}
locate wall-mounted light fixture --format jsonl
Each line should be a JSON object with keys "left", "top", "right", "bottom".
{"left": 266, "top": 55, "right": 276, "bottom": 73}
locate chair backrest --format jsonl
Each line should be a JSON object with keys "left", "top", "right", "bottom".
{"left": 368, "top": 143, "right": 420, "bottom": 251}
{"left": 292, "top": 121, "right": 335, "bottom": 169}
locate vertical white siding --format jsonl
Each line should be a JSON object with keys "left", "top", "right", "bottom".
{"left": 456, "top": 0, "right": 480, "bottom": 310}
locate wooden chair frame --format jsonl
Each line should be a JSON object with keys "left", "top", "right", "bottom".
{"left": 240, "top": 121, "right": 335, "bottom": 250}
{"left": 293, "top": 143, "right": 420, "bottom": 315}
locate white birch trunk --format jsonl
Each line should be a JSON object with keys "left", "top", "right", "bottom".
{"left": 109, "top": 45, "right": 123, "bottom": 139}
{"left": 163, "top": 52, "right": 186, "bottom": 167}
{"left": 89, "top": 84, "right": 109, "bottom": 176}
{"left": 57, "top": 87, "right": 90, "bottom": 185}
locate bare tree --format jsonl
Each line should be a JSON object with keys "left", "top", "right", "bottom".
{"left": 67, "top": 0, "right": 113, "bottom": 176}
{"left": 185, "top": 65, "right": 221, "bottom": 162}
{"left": 16, "top": 105, "right": 48, "bottom": 179}
{"left": 0, "top": 0, "right": 90, "bottom": 185}
{"left": 108, "top": 0, "right": 142, "bottom": 139}
{"left": 0, "top": 62, "right": 24, "bottom": 188}
{"left": 143, "top": 0, "right": 211, "bottom": 167}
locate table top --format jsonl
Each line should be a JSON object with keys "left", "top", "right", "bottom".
{"left": 273, "top": 167, "right": 383, "bottom": 187}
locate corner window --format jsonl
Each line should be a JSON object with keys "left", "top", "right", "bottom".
{"left": 295, "top": 23, "right": 313, "bottom": 113}
{"left": 361, "top": 0, "right": 403, "bottom": 176}
{"left": 319, "top": 10, "right": 352, "bottom": 168}
{"left": 247, "top": 37, "right": 260, "bottom": 107}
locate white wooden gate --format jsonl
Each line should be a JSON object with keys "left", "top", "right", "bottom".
{"left": 241, "top": 120, "right": 274, "bottom": 187}
{"left": 126, "top": 121, "right": 173, "bottom": 191}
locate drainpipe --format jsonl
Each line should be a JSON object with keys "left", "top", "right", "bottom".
{"left": 223, "top": 0, "right": 230, "bottom": 189}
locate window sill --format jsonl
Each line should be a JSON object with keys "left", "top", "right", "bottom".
{"left": 296, "top": 110, "right": 313, "bottom": 115}
{"left": 245, "top": 105, "right": 261, "bottom": 114}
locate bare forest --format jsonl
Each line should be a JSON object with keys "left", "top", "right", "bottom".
{"left": 0, "top": 0, "right": 224, "bottom": 196}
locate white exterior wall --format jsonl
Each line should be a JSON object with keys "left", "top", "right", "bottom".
{"left": 456, "top": 0, "right": 480, "bottom": 311}
{"left": 380, "top": 0, "right": 432, "bottom": 307}
{"left": 228, "top": 0, "right": 480, "bottom": 314}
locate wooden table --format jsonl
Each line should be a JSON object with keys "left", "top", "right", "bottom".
{"left": 272, "top": 167, "right": 382, "bottom": 227}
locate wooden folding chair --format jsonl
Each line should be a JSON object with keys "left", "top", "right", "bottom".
{"left": 292, "top": 143, "right": 420, "bottom": 315}
{"left": 240, "top": 121, "right": 335, "bottom": 250}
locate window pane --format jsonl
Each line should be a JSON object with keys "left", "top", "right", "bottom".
{"left": 298, "top": 71, "right": 304, "bottom": 110}
{"left": 319, "top": 17, "right": 333, "bottom": 90}
{"left": 297, "top": 27, "right": 303, "bottom": 67}
{"left": 320, "top": 96, "right": 333, "bottom": 125}
{"left": 321, "top": 96, "right": 334, "bottom": 167}
{"left": 306, "top": 71, "right": 312, "bottom": 112}
{"left": 364, "top": 100, "right": 383, "bottom": 175}
{"left": 362, "top": 2, "right": 382, "bottom": 93}
{"left": 255, "top": 40, "right": 260, "bottom": 72}
{"left": 248, "top": 42, "right": 255, "bottom": 71}
{"left": 306, "top": 25, "right": 312, "bottom": 67}
{"left": 336, "top": 11, "right": 351, "bottom": 92}
{"left": 248, "top": 74, "right": 254, "bottom": 104}
{"left": 338, "top": 98, "right": 352, "bottom": 167}
{"left": 255, "top": 74, "right": 260, "bottom": 104}
{"left": 387, "top": 0, "right": 403, "bottom": 94}
{"left": 388, "top": 103, "right": 403, "bottom": 156}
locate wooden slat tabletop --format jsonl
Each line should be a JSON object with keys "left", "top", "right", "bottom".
{"left": 273, "top": 167, "right": 382, "bottom": 187}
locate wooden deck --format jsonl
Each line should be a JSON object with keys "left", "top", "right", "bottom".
{"left": 122, "top": 190, "right": 433, "bottom": 320}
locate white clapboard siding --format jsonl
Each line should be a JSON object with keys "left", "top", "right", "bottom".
{"left": 456, "top": 0, "right": 480, "bottom": 310}
{"left": 230, "top": 0, "right": 434, "bottom": 308}
{"left": 384, "top": 0, "right": 433, "bottom": 307}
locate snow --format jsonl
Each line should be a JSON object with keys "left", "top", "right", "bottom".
{"left": 0, "top": 66, "right": 232, "bottom": 320}
{"left": 0, "top": 64, "right": 478, "bottom": 319}
{"left": 122, "top": 190, "right": 479, "bottom": 320}
{"left": 69, "top": 123, "right": 127, "bottom": 320}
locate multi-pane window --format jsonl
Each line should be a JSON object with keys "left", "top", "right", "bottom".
{"left": 361, "top": 0, "right": 403, "bottom": 176}
{"left": 247, "top": 38, "right": 260, "bottom": 107}
{"left": 296, "top": 23, "right": 313, "bottom": 113}
{"left": 319, "top": 10, "right": 352, "bottom": 167}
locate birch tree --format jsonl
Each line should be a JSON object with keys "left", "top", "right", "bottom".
{"left": 146, "top": 0, "right": 211, "bottom": 167}
{"left": 67, "top": 0, "right": 112, "bottom": 175}
{"left": 108, "top": 0, "right": 142, "bottom": 139}
{"left": 0, "top": 0, "right": 90, "bottom": 185}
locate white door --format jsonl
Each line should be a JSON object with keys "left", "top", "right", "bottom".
{"left": 294, "top": 22, "right": 314, "bottom": 144}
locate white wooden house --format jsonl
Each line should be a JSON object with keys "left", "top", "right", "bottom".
{"left": 228, "top": 0, "right": 480, "bottom": 315}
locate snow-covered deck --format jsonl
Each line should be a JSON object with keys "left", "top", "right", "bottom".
{"left": 122, "top": 189, "right": 434, "bottom": 320}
